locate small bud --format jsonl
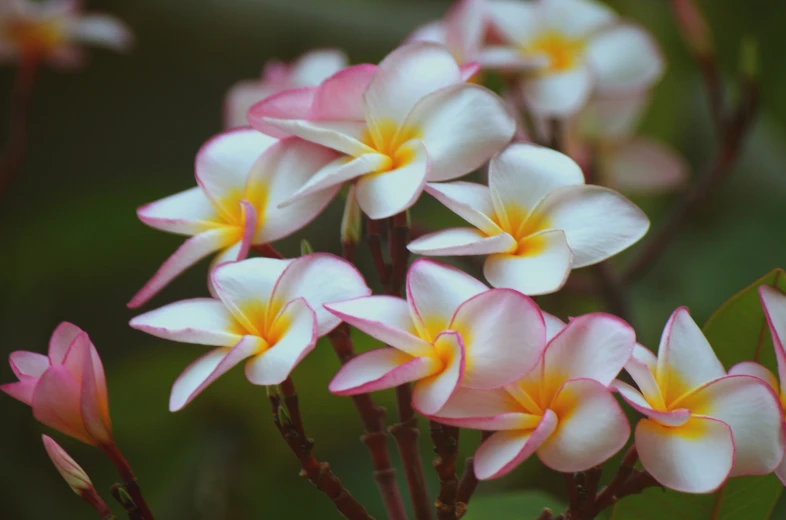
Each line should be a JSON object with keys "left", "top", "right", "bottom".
{"left": 300, "top": 239, "right": 314, "bottom": 256}
{"left": 340, "top": 185, "right": 362, "bottom": 246}
{"left": 277, "top": 403, "right": 292, "bottom": 426}
{"left": 739, "top": 36, "right": 759, "bottom": 80}
{"left": 672, "top": 0, "right": 713, "bottom": 56}
{"left": 42, "top": 435, "right": 94, "bottom": 496}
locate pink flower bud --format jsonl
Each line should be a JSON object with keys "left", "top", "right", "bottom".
{"left": 42, "top": 435, "right": 93, "bottom": 495}
{"left": 1, "top": 322, "right": 113, "bottom": 446}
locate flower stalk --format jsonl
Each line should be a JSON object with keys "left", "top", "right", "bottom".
{"left": 430, "top": 422, "right": 460, "bottom": 520}
{"left": 101, "top": 443, "right": 156, "bottom": 520}
{"left": 0, "top": 55, "right": 37, "bottom": 202}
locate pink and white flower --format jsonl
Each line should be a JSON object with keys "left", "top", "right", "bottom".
{"left": 249, "top": 42, "right": 516, "bottom": 219}
{"left": 42, "top": 434, "right": 94, "bottom": 494}
{"left": 130, "top": 254, "right": 370, "bottom": 412}
{"left": 224, "top": 49, "right": 348, "bottom": 129}
{"left": 327, "top": 258, "right": 546, "bottom": 415}
{"left": 129, "top": 129, "right": 341, "bottom": 308}
{"left": 0, "top": 0, "right": 132, "bottom": 67}
{"left": 727, "top": 286, "right": 786, "bottom": 485}
{"left": 429, "top": 312, "right": 635, "bottom": 479}
{"left": 1, "top": 322, "right": 113, "bottom": 446}
{"left": 614, "top": 307, "right": 785, "bottom": 493}
{"left": 485, "top": 0, "right": 664, "bottom": 116}
{"left": 408, "top": 143, "right": 649, "bottom": 295}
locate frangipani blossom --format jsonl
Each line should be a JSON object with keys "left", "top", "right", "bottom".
{"left": 1, "top": 322, "right": 113, "bottom": 446}
{"left": 224, "top": 49, "right": 348, "bottom": 129}
{"left": 249, "top": 42, "right": 516, "bottom": 219}
{"left": 408, "top": 143, "right": 649, "bottom": 295}
{"left": 129, "top": 129, "right": 340, "bottom": 308}
{"left": 0, "top": 0, "right": 132, "bottom": 67}
{"left": 486, "top": 0, "right": 664, "bottom": 116}
{"left": 430, "top": 312, "right": 635, "bottom": 479}
{"left": 327, "top": 259, "right": 546, "bottom": 415}
{"left": 728, "top": 286, "right": 786, "bottom": 485}
{"left": 130, "top": 254, "right": 370, "bottom": 411}
{"left": 613, "top": 307, "right": 785, "bottom": 493}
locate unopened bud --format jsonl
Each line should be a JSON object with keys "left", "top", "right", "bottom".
{"left": 739, "top": 36, "right": 759, "bottom": 80}
{"left": 300, "top": 239, "right": 314, "bottom": 256}
{"left": 277, "top": 404, "right": 292, "bottom": 426}
{"left": 42, "top": 435, "right": 94, "bottom": 496}
{"left": 340, "top": 185, "right": 362, "bottom": 246}
{"left": 672, "top": 0, "right": 713, "bottom": 56}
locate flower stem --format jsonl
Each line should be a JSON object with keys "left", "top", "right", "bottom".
{"left": 101, "top": 443, "right": 155, "bottom": 520}
{"left": 430, "top": 422, "right": 460, "bottom": 520}
{"left": 82, "top": 487, "right": 116, "bottom": 520}
{"left": 268, "top": 380, "right": 374, "bottom": 520}
{"left": 0, "top": 55, "right": 38, "bottom": 202}
{"left": 455, "top": 431, "right": 491, "bottom": 518}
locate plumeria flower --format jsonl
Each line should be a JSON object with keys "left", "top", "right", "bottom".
{"left": 0, "top": 0, "right": 132, "bottom": 67}
{"left": 224, "top": 49, "right": 348, "bottom": 129}
{"left": 1, "top": 322, "right": 113, "bottom": 447}
{"left": 727, "top": 286, "right": 786, "bottom": 485}
{"left": 327, "top": 259, "right": 546, "bottom": 415}
{"left": 429, "top": 312, "right": 635, "bottom": 479}
{"left": 613, "top": 307, "right": 785, "bottom": 493}
{"left": 129, "top": 129, "right": 340, "bottom": 308}
{"left": 249, "top": 42, "right": 516, "bottom": 220}
{"left": 485, "top": 0, "right": 664, "bottom": 116}
{"left": 130, "top": 254, "right": 370, "bottom": 411}
{"left": 408, "top": 143, "right": 649, "bottom": 295}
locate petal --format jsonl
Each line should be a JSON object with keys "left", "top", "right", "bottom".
{"left": 429, "top": 386, "right": 533, "bottom": 430}
{"left": 195, "top": 128, "right": 278, "bottom": 220}
{"left": 355, "top": 139, "right": 429, "bottom": 219}
{"left": 424, "top": 181, "right": 501, "bottom": 235}
{"left": 489, "top": 143, "right": 585, "bottom": 225}
{"left": 66, "top": 14, "right": 133, "bottom": 51}
{"left": 407, "top": 228, "right": 515, "bottom": 257}
{"left": 329, "top": 349, "right": 439, "bottom": 395}
{"left": 236, "top": 201, "right": 257, "bottom": 262}
{"left": 248, "top": 87, "right": 318, "bottom": 138}
{"left": 364, "top": 42, "right": 461, "bottom": 129}
{"left": 586, "top": 23, "right": 665, "bottom": 93}
{"left": 80, "top": 344, "right": 112, "bottom": 445}
{"left": 613, "top": 380, "right": 690, "bottom": 427}
{"left": 127, "top": 227, "right": 239, "bottom": 309}
{"left": 543, "top": 313, "right": 635, "bottom": 390}
{"left": 48, "top": 322, "right": 84, "bottom": 365}
{"left": 224, "top": 80, "right": 275, "bottom": 129}
{"left": 486, "top": 0, "right": 540, "bottom": 46}
{"left": 130, "top": 298, "right": 245, "bottom": 347}
{"left": 635, "top": 416, "right": 733, "bottom": 493}
{"left": 603, "top": 139, "right": 688, "bottom": 195}
{"left": 522, "top": 65, "right": 592, "bottom": 117}
{"left": 450, "top": 289, "right": 546, "bottom": 388}
{"left": 760, "top": 285, "right": 786, "bottom": 392}
{"left": 483, "top": 230, "right": 573, "bottom": 296}
{"left": 324, "top": 296, "right": 433, "bottom": 358}
{"left": 1, "top": 379, "right": 38, "bottom": 406}
{"left": 542, "top": 0, "right": 617, "bottom": 37}
{"left": 475, "top": 47, "right": 546, "bottom": 71}
{"left": 32, "top": 367, "right": 91, "bottom": 445}
{"left": 169, "top": 337, "right": 261, "bottom": 411}
{"left": 543, "top": 312, "right": 566, "bottom": 341}
{"left": 211, "top": 257, "right": 293, "bottom": 336}
{"left": 244, "top": 298, "right": 318, "bottom": 385}
{"left": 538, "top": 379, "right": 629, "bottom": 471}
{"left": 403, "top": 84, "right": 515, "bottom": 182}
{"left": 406, "top": 258, "right": 488, "bottom": 342}
{"left": 474, "top": 410, "right": 559, "bottom": 480}
{"left": 622, "top": 355, "right": 666, "bottom": 411}
{"left": 288, "top": 49, "right": 349, "bottom": 88}
{"left": 444, "top": 0, "right": 485, "bottom": 61}
{"left": 207, "top": 242, "right": 244, "bottom": 298}
{"left": 412, "top": 330, "right": 466, "bottom": 415}
{"left": 408, "top": 21, "right": 447, "bottom": 46}
{"left": 246, "top": 138, "right": 341, "bottom": 243}
{"left": 728, "top": 362, "right": 778, "bottom": 392}
{"left": 271, "top": 254, "right": 371, "bottom": 336}
{"left": 309, "top": 64, "right": 376, "bottom": 121}
{"left": 777, "top": 456, "right": 786, "bottom": 487}
{"left": 260, "top": 119, "right": 374, "bottom": 157}
{"left": 282, "top": 153, "right": 387, "bottom": 207}
{"left": 535, "top": 185, "right": 649, "bottom": 268}
{"left": 656, "top": 307, "right": 726, "bottom": 405}
{"left": 9, "top": 351, "right": 49, "bottom": 379}
{"left": 42, "top": 434, "right": 94, "bottom": 492}
{"left": 137, "top": 187, "right": 221, "bottom": 236}
{"left": 580, "top": 91, "right": 649, "bottom": 140}
{"left": 676, "top": 375, "right": 785, "bottom": 477}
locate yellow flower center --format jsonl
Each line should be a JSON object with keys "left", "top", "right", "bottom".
{"left": 5, "top": 19, "right": 65, "bottom": 56}
{"left": 523, "top": 31, "right": 586, "bottom": 73}
{"left": 362, "top": 118, "right": 421, "bottom": 173}
{"left": 492, "top": 206, "right": 552, "bottom": 257}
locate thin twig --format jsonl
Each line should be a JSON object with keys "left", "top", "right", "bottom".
{"left": 367, "top": 218, "right": 389, "bottom": 287}
{"left": 101, "top": 444, "right": 155, "bottom": 520}
{"left": 590, "top": 446, "right": 640, "bottom": 515}
{"left": 0, "top": 55, "right": 38, "bottom": 202}
{"left": 536, "top": 509, "right": 555, "bottom": 520}
{"left": 430, "top": 422, "right": 460, "bottom": 520}
{"left": 110, "top": 483, "right": 143, "bottom": 520}
{"left": 593, "top": 262, "right": 631, "bottom": 322}
{"left": 455, "top": 431, "right": 492, "bottom": 518}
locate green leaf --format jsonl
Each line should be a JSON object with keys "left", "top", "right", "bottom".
{"left": 609, "top": 269, "right": 786, "bottom": 520}
{"left": 464, "top": 491, "right": 565, "bottom": 520}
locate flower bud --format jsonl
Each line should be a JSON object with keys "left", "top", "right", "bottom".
{"left": 42, "top": 435, "right": 94, "bottom": 496}
{"left": 340, "top": 185, "right": 362, "bottom": 247}
{"left": 300, "top": 239, "right": 314, "bottom": 256}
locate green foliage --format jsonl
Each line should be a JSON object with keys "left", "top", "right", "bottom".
{"left": 464, "top": 491, "right": 565, "bottom": 520}
{"left": 609, "top": 269, "right": 786, "bottom": 520}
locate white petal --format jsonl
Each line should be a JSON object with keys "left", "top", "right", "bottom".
{"left": 613, "top": 380, "right": 689, "bottom": 427}
{"left": 486, "top": 0, "right": 540, "bottom": 46}
{"left": 603, "top": 138, "right": 688, "bottom": 195}
{"left": 309, "top": 64, "right": 375, "bottom": 122}
{"left": 579, "top": 91, "right": 649, "bottom": 140}
{"left": 412, "top": 331, "right": 465, "bottom": 415}
{"left": 247, "top": 87, "right": 318, "bottom": 138}
{"left": 522, "top": 65, "right": 592, "bottom": 117}
{"left": 430, "top": 386, "right": 528, "bottom": 430}
{"left": 260, "top": 119, "right": 374, "bottom": 157}
{"left": 137, "top": 187, "right": 221, "bottom": 236}
{"left": 535, "top": 185, "right": 649, "bottom": 268}
{"left": 476, "top": 46, "right": 546, "bottom": 71}
{"left": 330, "top": 349, "right": 439, "bottom": 395}
{"left": 130, "top": 298, "right": 244, "bottom": 347}
{"left": 289, "top": 49, "right": 349, "bottom": 88}
{"left": 424, "top": 181, "right": 501, "bottom": 235}
{"left": 727, "top": 361, "right": 778, "bottom": 391}
{"left": 408, "top": 228, "right": 515, "bottom": 257}
{"left": 586, "top": 23, "right": 665, "bottom": 93}
{"left": 224, "top": 80, "right": 275, "bottom": 129}
{"left": 66, "top": 14, "right": 133, "bottom": 51}
{"left": 760, "top": 286, "right": 786, "bottom": 390}
{"left": 483, "top": 230, "right": 573, "bottom": 296}
{"left": 542, "top": 0, "right": 617, "bottom": 37}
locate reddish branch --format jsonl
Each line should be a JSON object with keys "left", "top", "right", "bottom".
{"left": 0, "top": 55, "right": 38, "bottom": 202}
{"left": 430, "top": 422, "right": 460, "bottom": 520}
{"left": 101, "top": 443, "right": 156, "bottom": 520}
{"left": 269, "top": 380, "right": 374, "bottom": 520}
{"left": 455, "top": 431, "right": 492, "bottom": 518}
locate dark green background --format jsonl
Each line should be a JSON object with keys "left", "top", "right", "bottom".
{"left": 1, "top": 0, "right": 785, "bottom": 518}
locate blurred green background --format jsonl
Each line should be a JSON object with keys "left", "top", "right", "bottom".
{"left": 1, "top": 0, "right": 786, "bottom": 518}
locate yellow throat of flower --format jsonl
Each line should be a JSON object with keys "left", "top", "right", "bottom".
{"left": 5, "top": 19, "right": 65, "bottom": 56}
{"left": 524, "top": 31, "right": 586, "bottom": 73}
{"left": 362, "top": 118, "right": 421, "bottom": 173}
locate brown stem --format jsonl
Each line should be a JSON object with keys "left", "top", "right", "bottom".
{"left": 328, "top": 327, "right": 409, "bottom": 520}
{"left": 536, "top": 509, "right": 555, "bottom": 520}
{"left": 280, "top": 378, "right": 306, "bottom": 440}
{"left": 110, "top": 483, "right": 143, "bottom": 520}
{"left": 0, "top": 55, "right": 38, "bottom": 202}
{"left": 101, "top": 443, "right": 155, "bottom": 520}
{"left": 430, "top": 422, "right": 460, "bottom": 520}
{"left": 455, "top": 431, "right": 492, "bottom": 518}
{"left": 589, "top": 446, "right": 647, "bottom": 516}
{"left": 367, "top": 218, "right": 390, "bottom": 287}
{"left": 593, "top": 262, "right": 631, "bottom": 323}
{"left": 268, "top": 384, "right": 374, "bottom": 520}
{"left": 82, "top": 487, "right": 116, "bottom": 520}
